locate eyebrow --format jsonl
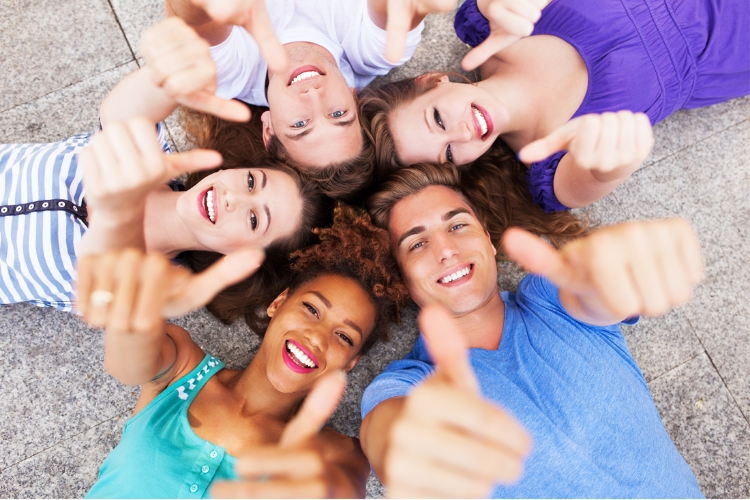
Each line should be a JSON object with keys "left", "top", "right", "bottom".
{"left": 424, "top": 108, "right": 433, "bottom": 134}
{"left": 334, "top": 117, "right": 357, "bottom": 128}
{"left": 264, "top": 205, "right": 270, "bottom": 235}
{"left": 344, "top": 319, "right": 363, "bottom": 337}
{"left": 396, "top": 207, "right": 471, "bottom": 248}
{"left": 284, "top": 128, "right": 313, "bottom": 141}
{"left": 311, "top": 290, "right": 332, "bottom": 308}
{"left": 397, "top": 225, "right": 426, "bottom": 248}
{"left": 260, "top": 169, "right": 267, "bottom": 189}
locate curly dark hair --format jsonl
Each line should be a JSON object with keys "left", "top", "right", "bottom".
{"left": 282, "top": 204, "right": 410, "bottom": 354}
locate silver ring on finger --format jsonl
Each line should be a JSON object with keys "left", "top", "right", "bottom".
{"left": 90, "top": 290, "right": 114, "bottom": 307}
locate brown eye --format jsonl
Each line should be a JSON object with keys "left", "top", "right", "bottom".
{"left": 250, "top": 212, "right": 257, "bottom": 231}
{"left": 247, "top": 172, "right": 255, "bottom": 191}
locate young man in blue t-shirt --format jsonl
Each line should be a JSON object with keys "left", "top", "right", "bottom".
{"left": 360, "top": 164, "right": 705, "bottom": 498}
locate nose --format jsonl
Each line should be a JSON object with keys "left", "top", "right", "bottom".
{"left": 303, "top": 324, "right": 328, "bottom": 354}
{"left": 431, "top": 231, "right": 460, "bottom": 263}
{"left": 222, "top": 188, "right": 236, "bottom": 212}
{"left": 448, "top": 120, "right": 473, "bottom": 143}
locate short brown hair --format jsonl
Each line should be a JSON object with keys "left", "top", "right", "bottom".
{"left": 266, "top": 125, "right": 376, "bottom": 203}
{"left": 368, "top": 154, "right": 591, "bottom": 256}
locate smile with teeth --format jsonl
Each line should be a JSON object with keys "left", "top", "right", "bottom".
{"left": 438, "top": 265, "right": 472, "bottom": 284}
{"left": 472, "top": 106, "right": 488, "bottom": 137}
{"left": 203, "top": 188, "right": 216, "bottom": 224}
{"left": 290, "top": 71, "right": 321, "bottom": 85}
{"left": 285, "top": 340, "right": 318, "bottom": 369}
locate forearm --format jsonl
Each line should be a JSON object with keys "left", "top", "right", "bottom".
{"left": 104, "top": 325, "right": 176, "bottom": 386}
{"left": 100, "top": 68, "right": 178, "bottom": 127}
{"left": 78, "top": 207, "right": 147, "bottom": 257}
{"left": 359, "top": 397, "right": 406, "bottom": 482}
{"left": 552, "top": 153, "right": 633, "bottom": 209}
{"left": 367, "top": 0, "right": 427, "bottom": 30}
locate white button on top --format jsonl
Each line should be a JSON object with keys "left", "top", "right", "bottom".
{"left": 209, "top": 450, "right": 218, "bottom": 459}
{"left": 202, "top": 465, "right": 209, "bottom": 474}
{"left": 58, "top": 201, "right": 65, "bottom": 207}
{"left": 42, "top": 202, "right": 49, "bottom": 208}
{"left": 190, "top": 484, "right": 198, "bottom": 493}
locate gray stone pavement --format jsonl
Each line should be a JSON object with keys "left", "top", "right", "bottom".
{"left": 1, "top": 1, "right": 748, "bottom": 497}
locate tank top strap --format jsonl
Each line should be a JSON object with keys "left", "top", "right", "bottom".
{"left": 171, "top": 354, "right": 225, "bottom": 406}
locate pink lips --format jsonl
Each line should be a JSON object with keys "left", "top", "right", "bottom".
{"left": 196, "top": 186, "right": 218, "bottom": 224}
{"left": 472, "top": 104, "right": 494, "bottom": 141}
{"left": 437, "top": 263, "right": 474, "bottom": 288}
{"left": 282, "top": 339, "right": 319, "bottom": 374}
{"left": 288, "top": 65, "right": 325, "bottom": 86}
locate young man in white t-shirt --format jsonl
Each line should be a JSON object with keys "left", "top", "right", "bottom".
{"left": 163, "top": 0, "right": 452, "bottom": 178}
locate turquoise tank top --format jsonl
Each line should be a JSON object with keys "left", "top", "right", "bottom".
{"left": 86, "top": 354, "right": 239, "bottom": 498}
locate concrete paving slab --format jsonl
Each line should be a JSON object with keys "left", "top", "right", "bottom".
{"left": 0, "top": 303, "right": 138, "bottom": 470}
{"left": 0, "top": 0, "right": 133, "bottom": 113}
{"left": 0, "top": 413, "right": 128, "bottom": 498}
{"left": 647, "top": 96, "right": 750, "bottom": 166}
{"left": 109, "top": 0, "right": 165, "bottom": 59}
{"left": 649, "top": 353, "right": 750, "bottom": 498}
{"left": 622, "top": 312, "right": 704, "bottom": 383}
{"left": 0, "top": 62, "right": 138, "bottom": 144}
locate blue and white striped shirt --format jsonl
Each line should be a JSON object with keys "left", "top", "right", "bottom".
{"left": 0, "top": 125, "right": 171, "bottom": 311}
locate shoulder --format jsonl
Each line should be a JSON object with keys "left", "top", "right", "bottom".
{"left": 132, "top": 324, "right": 206, "bottom": 414}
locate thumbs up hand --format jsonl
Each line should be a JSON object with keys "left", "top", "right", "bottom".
{"left": 210, "top": 371, "right": 368, "bottom": 498}
{"left": 502, "top": 218, "right": 704, "bottom": 324}
{"left": 382, "top": 305, "right": 531, "bottom": 498}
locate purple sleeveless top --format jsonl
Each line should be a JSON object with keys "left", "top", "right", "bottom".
{"left": 456, "top": 0, "right": 750, "bottom": 212}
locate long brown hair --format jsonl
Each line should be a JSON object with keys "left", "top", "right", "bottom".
{"left": 368, "top": 161, "right": 589, "bottom": 255}
{"left": 358, "top": 73, "right": 445, "bottom": 180}
{"left": 179, "top": 105, "right": 334, "bottom": 329}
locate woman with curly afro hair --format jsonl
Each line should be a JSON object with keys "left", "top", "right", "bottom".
{"left": 78, "top": 204, "right": 408, "bottom": 498}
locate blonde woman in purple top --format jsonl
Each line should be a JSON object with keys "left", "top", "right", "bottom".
{"left": 359, "top": 0, "right": 750, "bottom": 212}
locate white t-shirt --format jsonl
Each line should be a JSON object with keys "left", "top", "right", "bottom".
{"left": 210, "top": 0, "right": 424, "bottom": 106}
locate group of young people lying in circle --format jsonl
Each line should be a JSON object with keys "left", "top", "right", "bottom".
{"left": 2, "top": 0, "right": 747, "bottom": 496}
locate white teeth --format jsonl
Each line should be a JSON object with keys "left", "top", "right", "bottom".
{"left": 472, "top": 106, "right": 488, "bottom": 136}
{"left": 286, "top": 340, "right": 317, "bottom": 368}
{"left": 439, "top": 266, "right": 471, "bottom": 284}
{"left": 290, "top": 71, "right": 321, "bottom": 85}
{"left": 205, "top": 188, "right": 215, "bottom": 223}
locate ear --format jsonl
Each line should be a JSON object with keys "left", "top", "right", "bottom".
{"left": 261, "top": 110, "right": 274, "bottom": 149}
{"left": 416, "top": 73, "right": 450, "bottom": 85}
{"left": 344, "top": 353, "right": 364, "bottom": 373}
{"left": 485, "top": 229, "right": 497, "bottom": 256}
{"left": 266, "top": 288, "right": 290, "bottom": 318}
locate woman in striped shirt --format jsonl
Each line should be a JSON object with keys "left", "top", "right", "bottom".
{"left": 0, "top": 115, "right": 327, "bottom": 312}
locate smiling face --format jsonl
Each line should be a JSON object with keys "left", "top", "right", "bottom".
{"left": 263, "top": 43, "right": 363, "bottom": 168}
{"left": 261, "top": 274, "right": 376, "bottom": 395}
{"left": 175, "top": 167, "right": 302, "bottom": 254}
{"left": 389, "top": 77, "right": 509, "bottom": 166}
{"left": 388, "top": 185, "right": 498, "bottom": 316}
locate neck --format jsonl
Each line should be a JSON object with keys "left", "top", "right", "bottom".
{"left": 478, "top": 36, "right": 589, "bottom": 151}
{"left": 143, "top": 189, "right": 205, "bottom": 258}
{"left": 451, "top": 287, "right": 505, "bottom": 350}
{"left": 228, "top": 351, "right": 305, "bottom": 422}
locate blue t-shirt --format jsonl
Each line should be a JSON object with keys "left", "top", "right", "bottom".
{"left": 362, "top": 275, "right": 703, "bottom": 498}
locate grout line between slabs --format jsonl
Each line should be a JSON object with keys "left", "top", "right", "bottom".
{"left": 682, "top": 315, "right": 750, "bottom": 427}
{"left": 642, "top": 115, "right": 750, "bottom": 169}
{"left": 0, "top": 61, "right": 137, "bottom": 116}
{"left": 105, "top": 0, "right": 137, "bottom": 61}
{"left": 0, "top": 410, "right": 130, "bottom": 473}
